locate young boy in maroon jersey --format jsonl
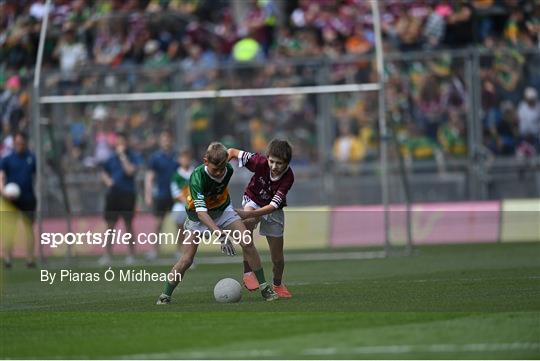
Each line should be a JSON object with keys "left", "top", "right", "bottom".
{"left": 227, "top": 139, "right": 294, "bottom": 298}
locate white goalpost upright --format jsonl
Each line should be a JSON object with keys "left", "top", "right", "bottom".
{"left": 370, "top": 0, "right": 391, "bottom": 255}
{"left": 32, "top": 0, "right": 52, "bottom": 264}
{"left": 31, "top": 0, "right": 413, "bottom": 261}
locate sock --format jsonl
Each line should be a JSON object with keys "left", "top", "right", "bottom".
{"left": 254, "top": 268, "right": 267, "bottom": 287}
{"left": 243, "top": 260, "right": 252, "bottom": 273}
{"left": 163, "top": 281, "right": 177, "bottom": 297}
{"left": 273, "top": 278, "right": 282, "bottom": 286}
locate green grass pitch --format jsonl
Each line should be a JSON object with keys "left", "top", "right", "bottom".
{"left": 1, "top": 242, "right": 539, "bottom": 359}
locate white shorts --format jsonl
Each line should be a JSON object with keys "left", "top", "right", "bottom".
{"left": 171, "top": 203, "right": 188, "bottom": 226}
{"left": 183, "top": 204, "right": 241, "bottom": 232}
{"left": 242, "top": 195, "right": 285, "bottom": 237}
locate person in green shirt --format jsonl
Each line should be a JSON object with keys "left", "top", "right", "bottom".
{"left": 170, "top": 148, "right": 194, "bottom": 260}
{"left": 157, "top": 142, "right": 278, "bottom": 304}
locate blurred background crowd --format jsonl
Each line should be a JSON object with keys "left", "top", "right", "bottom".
{"left": 1, "top": 0, "right": 540, "bottom": 175}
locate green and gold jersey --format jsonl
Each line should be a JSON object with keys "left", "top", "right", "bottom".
{"left": 186, "top": 163, "right": 233, "bottom": 221}
{"left": 170, "top": 166, "right": 193, "bottom": 206}
{"left": 402, "top": 136, "right": 439, "bottom": 159}
{"left": 438, "top": 126, "right": 467, "bottom": 157}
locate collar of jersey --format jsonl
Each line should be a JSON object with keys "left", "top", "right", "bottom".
{"left": 204, "top": 165, "right": 227, "bottom": 183}
{"left": 178, "top": 166, "right": 193, "bottom": 179}
{"left": 269, "top": 166, "right": 289, "bottom": 182}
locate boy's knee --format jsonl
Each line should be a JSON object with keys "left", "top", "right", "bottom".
{"left": 240, "top": 241, "right": 255, "bottom": 250}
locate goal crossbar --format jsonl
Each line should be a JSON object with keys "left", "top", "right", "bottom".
{"left": 39, "top": 83, "right": 380, "bottom": 104}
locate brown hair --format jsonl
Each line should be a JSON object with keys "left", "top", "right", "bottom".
{"left": 179, "top": 147, "right": 192, "bottom": 158}
{"left": 266, "top": 139, "right": 292, "bottom": 164}
{"left": 205, "top": 142, "right": 228, "bottom": 166}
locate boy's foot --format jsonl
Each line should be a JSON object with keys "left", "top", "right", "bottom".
{"left": 243, "top": 271, "right": 259, "bottom": 291}
{"left": 273, "top": 284, "right": 292, "bottom": 298}
{"left": 3, "top": 259, "right": 12, "bottom": 269}
{"left": 26, "top": 261, "right": 36, "bottom": 269}
{"left": 156, "top": 293, "right": 171, "bottom": 305}
{"left": 261, "top": 285, "right": 279, "bottom": 301}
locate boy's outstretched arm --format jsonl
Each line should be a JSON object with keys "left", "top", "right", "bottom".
{"left": 227, "top": 148, "right": 241, "bottom": 162}
{"left": 237, "top": 204, "right": 277, "bottom": 219}
{"left": 196, "top": 211, "right": 222, "bottom": 233}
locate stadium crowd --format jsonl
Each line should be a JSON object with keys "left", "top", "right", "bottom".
{"left": 1, "top": 0, "right": 540, "bottom": 169}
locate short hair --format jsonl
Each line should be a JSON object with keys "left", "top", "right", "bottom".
{"left": 116, "top": 131, "right": 128, "bottom": 140}
{"left": 160, "top": 129, "right": 173, "bottom": 137}
{"left": 205, "top": 142, "right": 228, "bottom": 166}
{"left": 179, "top": 147, "right": 192, "bottom": 158}
{"left": 266, "top": 139, "right": 292, "bottom": 164}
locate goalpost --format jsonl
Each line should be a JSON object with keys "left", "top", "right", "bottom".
{"left": 31, "top": 0, "right": 413, "bottom": 262}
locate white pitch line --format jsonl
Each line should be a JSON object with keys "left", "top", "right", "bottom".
{"left": 302, "top": 342, "right": 540, "bottom": 356}
{"left": 124, "top": 342, "right": 540, "bottom": 359}
{"left": 44, "top": 250, "right": 387, "bottom": 269}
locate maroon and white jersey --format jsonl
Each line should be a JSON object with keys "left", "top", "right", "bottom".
{"left": 238, "top": 151, "right": 294, "bottom": 209}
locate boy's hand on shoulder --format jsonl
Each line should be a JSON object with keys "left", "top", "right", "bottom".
{"left": 227, "top": 148, "right": 240, "bottom": 162}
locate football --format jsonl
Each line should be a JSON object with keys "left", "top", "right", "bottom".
{"left": 3, "top": 182, "right": 21, "bottom": 200}
{"left": 213, "top": 278, "right": 242, "bottom": 303}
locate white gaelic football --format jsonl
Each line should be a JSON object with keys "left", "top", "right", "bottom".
{"left": 3, "top": 183, "right": 21, "bottom": 200}
{"left": 214, "top": 278, "right": 242, "bottom": 303}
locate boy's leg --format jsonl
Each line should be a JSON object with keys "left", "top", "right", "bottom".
{"left": 175, "top": 222, "right": 196, "bottom": 269}
{"left": 266, "top": 236, "right": 285, "bottom": 285}
{"left": 266, "top": 235, "right": 292, "bottom": 298}
{"left": 240, "top": 205, "right": 261, "bottom": 290}
{"left": 261, "top": 209, "right": 291, "bottom": 298}
{"left": 157, "top": 231, "right": 198, "bottom": 304}
{"left": 225, "top": 219, "right": 278, "bottom": 301}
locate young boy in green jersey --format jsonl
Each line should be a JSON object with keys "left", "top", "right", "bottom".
{"left": 170, "top": 148, "right": 194, "bottom": 260}
{"left": 157, "top": 142, "right": 278, "bottom": 304}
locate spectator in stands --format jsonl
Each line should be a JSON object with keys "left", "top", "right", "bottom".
{"left": 495, "top": 100, "right": 520, "bottom": 155}
{"left": 526, "top": 4, "right": 540, "bottom": 48}
{"left": 416, "top": 74, "right": 444, "bottom": 139}
{"left": 0, "top": 75, "right": 23, "bottom": 137}
{"left": 401, "top": 122, "right": 446, "bottom": 173}
{"left": 333, "top": 117, "right": 363, "bottom": 164}
{"left": 517, "top": 87, "right": 540, "bottom": 144}
{"left": 438, "top": 109, "right": 468, "bottom": 157}
{"left": 3, "top": 0, "right": 540, "bottom": 173}
{"left": 444, "top": 0, "right": 473, "bottom": 47}
{"left": 93, "top": 19, "right": 124, "bottom": 67}
{"left": 423, "top": 3, "right": 448, "bottom": 49}
{"left": 181, "top": 41, "right": 217, "bottom": 89}
{"left": 395, "top": 7, "right": 424, "bottom": 51}
{"left": 493, "top": 49, "right": 524, "bottom": 104}
{"left": 53, "top": 22, "right": 87, "bottom": 93}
